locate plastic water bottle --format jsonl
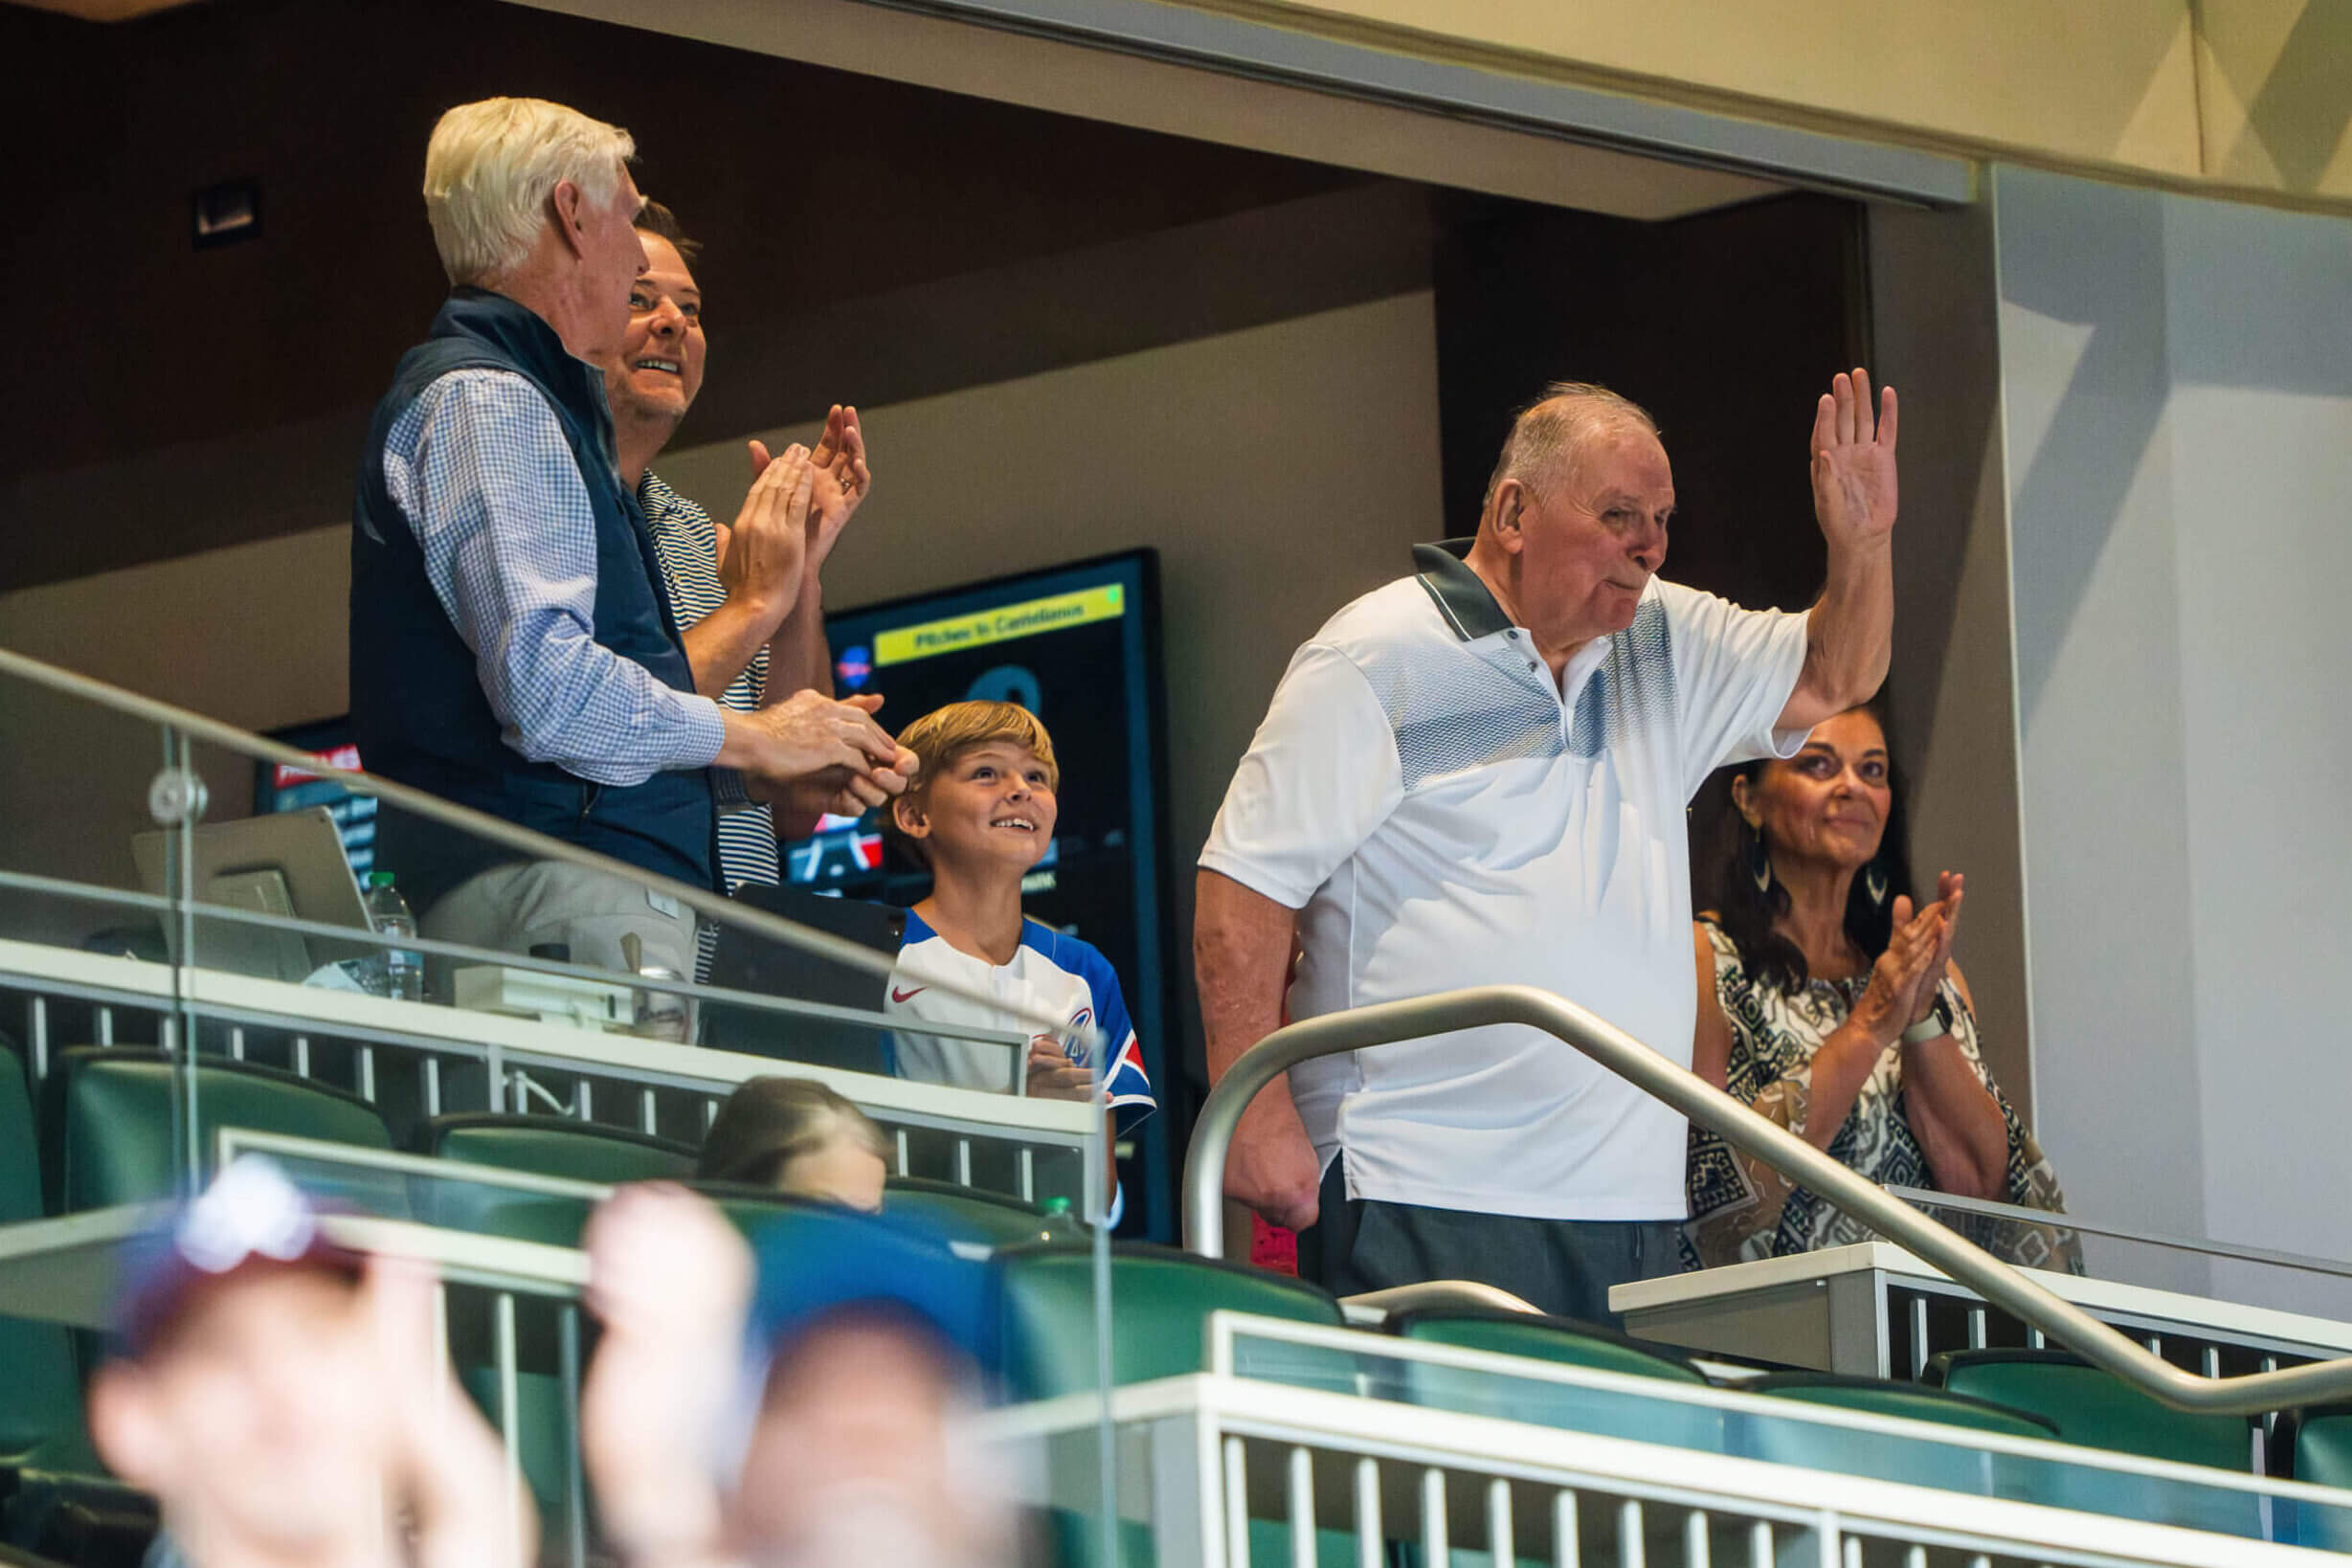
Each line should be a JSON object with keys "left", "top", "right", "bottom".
{"left": 364, "top": 871, "right": 423, "bottom": 1002}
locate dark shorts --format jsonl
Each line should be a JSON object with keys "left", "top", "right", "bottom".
{"left": 1298, "top": 1158, "right": 1686, "bottom": 1326}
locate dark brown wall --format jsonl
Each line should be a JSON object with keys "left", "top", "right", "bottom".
{"left": 1430, "top": 191, "right": 1872, "bottom": 907}
{"left": 1431, "top": 191, "right": 1869, "bottom": 594}
{"left": 3, "top": 0, "right": 1389, "bottom": 586}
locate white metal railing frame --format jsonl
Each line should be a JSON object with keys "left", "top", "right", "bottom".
{"left": 1184, "top": 985, "right": 2352, "bottom": 1416}
{"left": 0, "top": 643, "right": 1101, "bottom": 1066}
{"left": 0, "top": 938, "right": 1089, "bottom": 1137}
{"left": 971, "top": 1373, "right": 2342, "bottom": 1568}
{"left": 0, "top": 936, "right": 1096, "bottom": 1200}
{"left": 1203, "top": 1311, "right": 2352, "bottom": 1527}
{"left": 0, "top": 867, "right": 1040, "bottom": 1062}
{"left": 213, "top": 1127, "right": 1012, "bottom": 1267}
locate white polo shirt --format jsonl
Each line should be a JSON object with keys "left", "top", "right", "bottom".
{"left": 1199, "top": 542, "right": 1809, "bottom": 1221}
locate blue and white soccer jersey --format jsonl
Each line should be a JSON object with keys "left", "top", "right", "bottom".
{"left": 883, "top": 911, "right": 1156, "bottom": 1134}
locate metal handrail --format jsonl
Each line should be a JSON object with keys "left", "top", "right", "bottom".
{"left": 1183, "top": 983, "right": 2352, "bottom": 1415}
{"left": 0, "top": 642, "right": 1079, "bottom": 1044}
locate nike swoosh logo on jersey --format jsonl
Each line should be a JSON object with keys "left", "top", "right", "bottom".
{"left": 890, "top": 986, "right": 928, "bottom": 1002}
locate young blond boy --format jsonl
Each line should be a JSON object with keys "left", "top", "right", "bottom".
{"left": 881, "top": 703, "right": 1154, "bottom": 1210}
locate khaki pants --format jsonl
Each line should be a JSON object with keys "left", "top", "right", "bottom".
{"left": 422, "top": 861, "right": 700, "bottom": 980}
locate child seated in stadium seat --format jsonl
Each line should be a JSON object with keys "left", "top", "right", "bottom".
{"left": 879, "top": 702, "right": 1155, "bottom": 1219}
{"left": 697, "top": 1075, "right": 890, "bottom": 1212}
{"left": 88, "top": 1156, "right": 523, "bottom": 1568}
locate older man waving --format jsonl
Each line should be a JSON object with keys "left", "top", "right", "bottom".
{"left": 1197, "top": 375, "right": 1898, "bottom": 1321}
{"left": 350, "top": 100, "right": 914, "bottom": 983}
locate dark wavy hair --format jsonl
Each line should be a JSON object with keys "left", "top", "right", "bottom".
{"left": 1706, "top": 704, "right": 1915, "bottom": 994}
{"left": 633, "top": 198, "right": 702, "bottom": 264}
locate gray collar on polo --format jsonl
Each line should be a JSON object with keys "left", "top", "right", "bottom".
{"left": 1411, "top": 538, "right": 1513, "bottom": 642}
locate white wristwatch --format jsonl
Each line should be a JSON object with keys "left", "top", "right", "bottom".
{"left": 1900, "top": 995, "right": 1956, "bottom": 1046}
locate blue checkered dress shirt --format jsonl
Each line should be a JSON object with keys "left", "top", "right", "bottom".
{"left": 378, "top": 370, "right": 729, "bottom": 788}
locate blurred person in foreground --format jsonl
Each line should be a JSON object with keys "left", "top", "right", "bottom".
{"left": 1686, "top": 705, "right": 2073, "bottom": 1269}
{"left": 1198, "top": 372, "right": 1899, "bottom": 1321}
{"left": 580, "top": 1183, "right": 1014, "bottom": 1568}
{"left": 87, "top": 1156, "right": 526, "bottom": 1568}
{"left": 350, "top": 99, "right": 911, "bottom": 982}
{"left": 697, "top": 1076, "right": 890, "bottom": 1211}
{"left": 600, "top": 203, "right": 882, "bottom": 974}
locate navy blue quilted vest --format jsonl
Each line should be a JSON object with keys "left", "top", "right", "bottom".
{"left": 348, "top": 288, "right": 717, "bottom": 915}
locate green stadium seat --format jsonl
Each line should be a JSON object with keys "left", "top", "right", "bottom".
{"left": 423, "top": 1114, "right": 697, "bottom": 1182}
{"left": 45, "top": 1047, "right": 398, "bottom": 1215}
{"left": 415, "top": 1113, "right": 694, "bottom": 1492}
{"left": 695, "top": 1181, "right": 819, "bottom": 1241}
{"left": 1391, "top": 1310, "right": 1721, "bottom": 1455}
{"left": 2286, "top": 1405, "right": 2352, "bottom": 1489}
{"left": 1923, "top": 1349, "right": 2261, "bottom": 1534}
{"left": 2276, "top": 1406, "right": 2352, "bottom": 1549}
{"left": 1396, "top": 1310, "right": 1712, "bottom": 1383}
{"left": 693, "top": 1176, "right": 1057, "bottom": 1249}
{"left": 1922, "top": 1349, "right": 2256, "bottom": 1470}
{"left": 1739, "top": 1372, "right": 2055, "bottom": 1491}
{"left": 414, "top": 1115, "right": 694, "bottom": 1246}
{"left": 0, "top": 1040, "right": 96, "bottom": 1476}
{"left": 882, "top": 1177, "right": 1056, "bottom": 1247}
{"left": 994, "top": 1246, "right": 1357, "bottom": 1568}
{"left": 995, "top": 1243, "right": 1354, "bottom": 1400}
{"left": 458, "top": 1365, "right": 575, "bottom": 1524}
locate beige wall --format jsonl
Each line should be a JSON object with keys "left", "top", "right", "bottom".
{"left": 0, "top": 294, "right": 1443, "bottom": 1018}
{"left": 659, "top": 293, "right": 1445, "bottom": 1058}
{"left": 0, "top": 525, "right": 353, "bottom": 940}
{"left": 1189, "top": 0, "right": 2352, "bottom": 204}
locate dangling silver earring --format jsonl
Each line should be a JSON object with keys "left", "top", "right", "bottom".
{"left": 1744, "top": 822, "right": 1772, "bottom": 894}
{"left": 1864, "top": 862, "right": 1891, "bottom": 907}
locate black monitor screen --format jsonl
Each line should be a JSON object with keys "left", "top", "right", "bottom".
{"left": 255, "top": 719, "right": 377, "bottom": 882}
{"left": 791, "top": 549, "right": 1175, "bottom": 1235}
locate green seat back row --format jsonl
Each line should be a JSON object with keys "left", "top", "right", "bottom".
{"left": 45, "top": 1047, "right": 398, "bottom": 1215}
{"left": 1924, "top": 1350, "right": 2257, "bottom": 1471}
{"left": 994, "top": 1243, "right": 1351, "bottom": 1400}
{"left": 1393, "top": 1308, "right": 1721, "bottom": 1453}
{"left": 407, "top": 1112, "right": 1062, "bottom": 1251}
{"left": 414, "top": 1114, "right": 694, "bottom": 1248}
{"left": 1924, "top": 1348, "right": 2262, "bottom": 1537}
{"left": 0, "top": 1040, "right": 92, "bottom": 1474}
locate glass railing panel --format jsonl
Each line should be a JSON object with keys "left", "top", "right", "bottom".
{"left": 0, "top": 689, "right": 1101, "bottom": 1215}
{"left": 225, "top": 1130, "right": 1120, "bottom": 1568}
{"left": 1223, "top": 1321, "right": 2352, "bottom": 1547}
{"left": 1885, "top": 1189, "right": 2352, "bottom": 1325}
{"left": 0, "top": 644, "right": 1121, "bottom": 1567}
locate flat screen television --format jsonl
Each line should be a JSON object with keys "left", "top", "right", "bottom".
{"left": 791, "top": 549, "right": 1176, "bottom": 1238}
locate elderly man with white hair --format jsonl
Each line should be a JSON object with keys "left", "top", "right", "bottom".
{"left": 350, "top": 98, "right": 912, "bottom": 981}
{"left": 1197, "top": 374, "right": 1902, "bottom": 1321}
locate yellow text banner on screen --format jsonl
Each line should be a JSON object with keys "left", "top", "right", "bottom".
{"left": 874, "top": 584, "right": 1126, "bottom": 667}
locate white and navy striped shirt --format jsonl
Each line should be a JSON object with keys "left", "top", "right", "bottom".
{"left": 639, "top": 471, "right": 784, "bottom": 914}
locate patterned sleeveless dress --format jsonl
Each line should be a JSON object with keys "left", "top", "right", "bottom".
{"left": 1684, "top": 919, "right": 2078, "bottom": 1272}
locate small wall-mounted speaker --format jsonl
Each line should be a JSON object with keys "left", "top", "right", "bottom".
{"left": 192, "top": 179, "right": 262, "bottom": 249}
